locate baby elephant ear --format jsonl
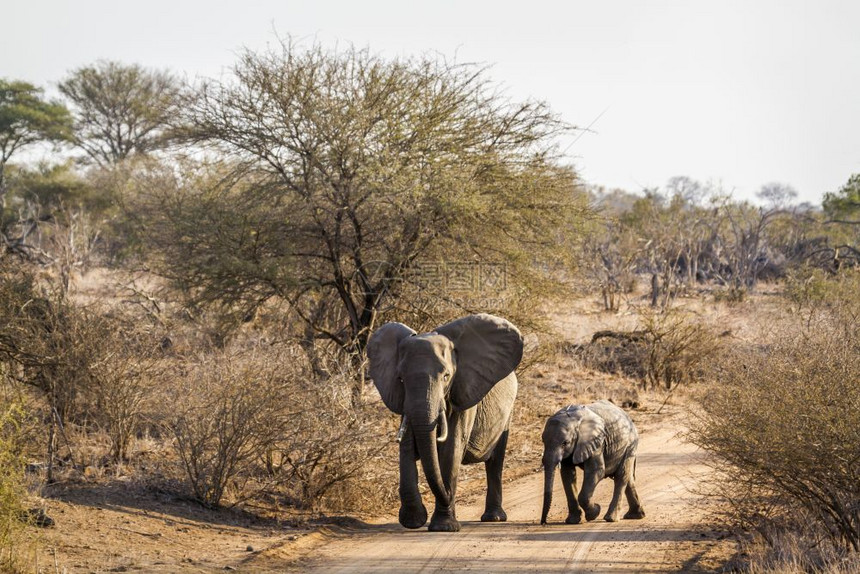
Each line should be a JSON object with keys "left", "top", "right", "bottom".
{"left": 572, "top": 408, "right": 606, "bottom": 464}
{"left": 367, "top": 322, "right": 416, "bottom": 414}
{"left": 435, "top": 313, "right": 524, "bottom": 411}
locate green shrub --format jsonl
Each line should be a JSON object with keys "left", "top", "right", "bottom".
{"left": 784, "top": 266, "right": 860, "bottom": 319}
{"left": 712, "top": 285, "right": 746, "bottom": 304}
{"left": 0, "top": 401, "right": 31, "bottom": 572}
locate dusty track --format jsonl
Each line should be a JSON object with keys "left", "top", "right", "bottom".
{"left": 263, "top": 421, "right": 727, "bottom": 573}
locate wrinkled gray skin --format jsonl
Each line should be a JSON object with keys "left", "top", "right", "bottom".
{"left": 540, "top": 400, "right": 645, "bottom": 525}
{"left": 367, "top": 314, "right": 523, "bottom": 532}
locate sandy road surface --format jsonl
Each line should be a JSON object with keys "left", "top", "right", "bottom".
{"left": 263, "top": 424, "right": 726, "bottom": 573}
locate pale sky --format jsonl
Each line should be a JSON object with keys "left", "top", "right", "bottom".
{"left": 3, "top": 0, "right": 859, "bottom": 204}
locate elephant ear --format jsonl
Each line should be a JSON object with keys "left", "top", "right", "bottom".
{"left": 367, "top": 322, "right": 416, "bottom": 414}
{"left": 572, "top": 408, "right": 606, "bottom": 464}
{"left": 435, "top": 313, "right": 524, "bottom": 411}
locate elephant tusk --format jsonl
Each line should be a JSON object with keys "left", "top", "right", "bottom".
{"left": 436, "top": 411, "right": 448, "bottom": 443}
{"left": 395, "top": 416, "right": 408, "bottom": 443}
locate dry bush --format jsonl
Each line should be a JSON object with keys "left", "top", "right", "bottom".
{"left": 712, "top": 285, "right": 747, "bottom": 305}
{"left": 638, "top": 307, "right": 721, "bottom": 390}
{"left": 732, "top": 525, "right": 860, "bottom": 574}
{"left": 0, "top": 274, "right": 91, "bottom": 427}
{"left": 0, "top": 271, "right": 163, "bottom": 472}
{"left": 783, "top": 265, "right": 832, "bottom": 311}
{"left": 164, "top": 345, "right": 396, "bottom": 513}
{"left": 689, "top": 310, "right": 860, "bottom": 564}
{"left": 570, "top": 307, "right": 720, "bottom": 390}
{"left": 271, "top": 382, "right": 396, "bottom": 514}
{"left": 570, "top": 330, "right": 648, "bottom": 381}
{"left": 86, "top": 334, "right": 162, "bottom": 464}
{"left": 1, "top": 260, "right": 396, "bottom": 516}
{"left": 0, "top": 267, "right": 100, "bottom": 479}
{"left": 165, "top": 349, "right": 296, "bottom": 507}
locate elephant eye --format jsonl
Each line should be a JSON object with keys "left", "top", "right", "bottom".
{"left": 443, "top": 372, "right": 451, "bottom": 381}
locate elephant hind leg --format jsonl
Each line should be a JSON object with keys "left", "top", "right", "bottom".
{"left": 604, "top": 475, "right": 627, "bottom": 522}
{"left": 480, "top": 429, "right": 508, "bottom": 522}
{"left": 623, "top": 485, "right": 645, "bottom": 519}
{"left": 622, "top": 457, "right": 645, "bottom": 520}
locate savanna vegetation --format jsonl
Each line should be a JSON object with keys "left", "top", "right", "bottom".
{"left": 1, "top": 39, "right": 859, "bottom": 572}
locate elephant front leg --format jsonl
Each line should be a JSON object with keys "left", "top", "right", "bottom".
{"left": 578, "top": 456, "right": 605, "bottom": 521}
{"left": 559, "top": 459, "right": 582, "bottom": 524}
{"left": 481, "top": 429, "right": 508, "bottom": 522}
{"left": 428, "top": 414, "right": 463, "bottom": 532}
{"left": 398, "top": 425, "right": 428, "bottom": 529}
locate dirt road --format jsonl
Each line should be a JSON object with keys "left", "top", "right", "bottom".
{"left": 263, "top": 422, "right": 727, "bottom": 573}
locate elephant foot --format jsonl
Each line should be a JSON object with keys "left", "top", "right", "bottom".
{"left": 583, "top": 503, "right": 601, "bottom": 522}
{"left": 399, "top": 503, "right": 428, "bottom": 529}
{"left": 565, "top": 512, "right": 582, "bottom": 525}
{"left": 604, "top": 511, "right": 619, "bottom": 523}
{"left": 428, "top": 512, "right": 461, "bottom": 532}
{"left": 480, "top": 508, "right": 507, "bottom": 522}
{"left": 623, "top": 507, "right": 646, "bottom": 520}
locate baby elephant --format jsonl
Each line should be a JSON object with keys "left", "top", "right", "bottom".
{"left": 540, "top": 400, "right": 645, "bottom": 524}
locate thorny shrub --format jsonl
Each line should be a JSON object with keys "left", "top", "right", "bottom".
{"left": 166, "top": 348, "right": 296, "bottom": 507}
{"left": 731, "top": 523, "right": 860, "bottom": 574}
{"left": 689, "top": 306, "right": 860, "bottom": 565}
{"left": 87, "top": 333, "right": 162, "bottom": 464}
{"left": 638, "top": 307, "right": 721, "bottom": 390}
{"left": 0, "top": 264, "right": 162, "bottom": 472}
{"left": 784, "top": 266, "right": 860, "bottom": 318}
{"left": 574, "top": 307, "right": 720, "bottom": 390}
{"left": 166, "top": 346, "right": 396, "bottom": 512}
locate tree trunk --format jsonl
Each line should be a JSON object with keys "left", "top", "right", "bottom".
{"left": 650, "top": 273, "right": 660, "bottom": 307}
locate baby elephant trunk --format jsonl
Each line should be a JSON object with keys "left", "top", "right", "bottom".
{"left": 540, "top": 458, "right": 557, "bottom": 525}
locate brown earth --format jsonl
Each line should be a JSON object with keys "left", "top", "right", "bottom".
{"left": 35, "top": 403, "right": 730, "bottom": 573}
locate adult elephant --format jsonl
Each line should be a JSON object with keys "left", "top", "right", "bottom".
{"left": 367, "top": 313, "right": 523, "bottom": 532}
{"left": 540, "top": 400, "right": 645, "bottom": 525}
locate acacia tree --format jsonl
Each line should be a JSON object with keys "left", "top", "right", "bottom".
{"left": 0, "top": 80, "right": 71, "bottom": 207}
{"left": 58, "top": 61, "right": 182, "bottom": 167}
{"left": 821, "top": 173, "right": 860, "bottom": 267}
{"left": 144, "top": 42, "right": 585, "bottom": 369}
{"left": 824, "top": 174, "right": 860, "bottom": 224}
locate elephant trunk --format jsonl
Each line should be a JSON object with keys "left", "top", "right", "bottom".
{"left": 541, "top": 458, "right": 557, "bottom": 525}
{"left": 413, "top": 422, "right": 450, "bottom": 507}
